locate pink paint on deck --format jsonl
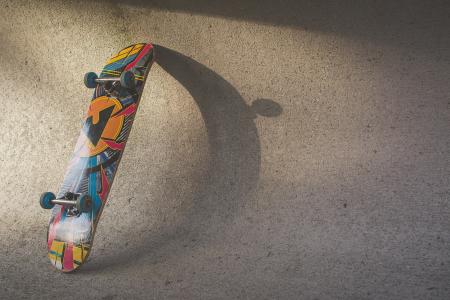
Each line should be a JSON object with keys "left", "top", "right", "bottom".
{"left": 104, "top": 140, "right": 125, "bottom": 151}
{"left": 115, "top": 103, "right": 137, "bottom": 117}
{"left": 99, "top": 167, "right": 110, "bottom": 202}
{"left": 47, "top": 206, "right": 64, "bottom": 249}
{"left": 125, "top": 44, "right": 153, "bottom": 71}
{"left": 63, "top": 242, "right": 74, "bottom": 271}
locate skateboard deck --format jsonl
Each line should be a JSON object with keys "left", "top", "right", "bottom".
{"left": 43, "top": 43, "right": 155, "bottom": 272}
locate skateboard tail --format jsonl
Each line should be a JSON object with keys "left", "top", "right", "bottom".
{"left": 48, "top": 239, "right": 90, "bottom": 272}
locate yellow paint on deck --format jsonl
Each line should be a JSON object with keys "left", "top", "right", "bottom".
{"left": 72, "top": 244, "right": 88, "bottom": 263}
{"left": 102, "top": 70, "right": 121, "bottom": 74}
{"left": 118, "top": 43, "right": 143, "bottom": 55}
{"left": 106, "top": 44, "right": 143, "bottom": 65}
{"left": 118, "top": 45, "right": 134, "bottom": 55}
{"left": 102, "top": 70, "right": 121, "bottom": 76}
{"left": 48, "top": 240, "right": 65, "bottom": 263}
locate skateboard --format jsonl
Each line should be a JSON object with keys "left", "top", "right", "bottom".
{"left": 39, "top": 43, "right": 156, "bottom": 272}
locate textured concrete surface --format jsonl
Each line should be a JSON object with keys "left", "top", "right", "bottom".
{"left": 1, "top": 1, "right": 450, "bottom": 299}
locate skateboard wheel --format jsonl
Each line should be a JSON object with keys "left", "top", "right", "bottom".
{"left": 120, "top": 71, "right": 135, "bottom": 89}
{"left": 40, "top": 192, "right": 56, "bottom": 209}
{"left": 84, "top": 72, "right": 98, "bottom": 89}
{"left": 76, "top": 194, "right": 92, "bottom": 213}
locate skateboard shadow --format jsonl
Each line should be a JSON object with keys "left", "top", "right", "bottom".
{"left": 83, "top": 45, "right": 282, "bottom": 272}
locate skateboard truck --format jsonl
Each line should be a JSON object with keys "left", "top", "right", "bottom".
{"left": 84, "top": 71, "right": 135, "bottom": 90}
{"left": 40, "top": 192, "right": 92, "bottom": 213}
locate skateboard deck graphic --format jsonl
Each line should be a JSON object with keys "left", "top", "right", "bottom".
{"left": 45, "top": 43, "right": 155, "bottom": 272}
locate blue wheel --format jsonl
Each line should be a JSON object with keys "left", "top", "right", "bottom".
{"left": 84, "top": 72, "right": 98, "bottom": 89}
{"left": 120, "top": 71, "right": 135, "bottom": 89}
{"left": 76, "top": 194, "right": 92, "bottom": 213}
{"left": 40, "top": 192, "right": 56, "bottom": 209}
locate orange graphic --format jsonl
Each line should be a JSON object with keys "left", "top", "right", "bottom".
{"left": 81, "top": 96, "right": 124, "bottom": 157}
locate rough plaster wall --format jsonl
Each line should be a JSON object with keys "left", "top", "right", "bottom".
{"left": 1, "top": 1, "right": 449, "bottom": 299}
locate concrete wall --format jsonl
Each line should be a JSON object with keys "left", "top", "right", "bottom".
{"left": 1, "top": 1, "right": 449, "bottom": 299}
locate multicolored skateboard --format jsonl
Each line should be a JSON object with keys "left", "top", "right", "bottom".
{"left": 39, "top": 43, "right": 156, "bottom": 272}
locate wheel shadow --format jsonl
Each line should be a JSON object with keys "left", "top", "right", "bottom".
{"left": 82, "top": 45, "right": 282, "bottom": 272}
